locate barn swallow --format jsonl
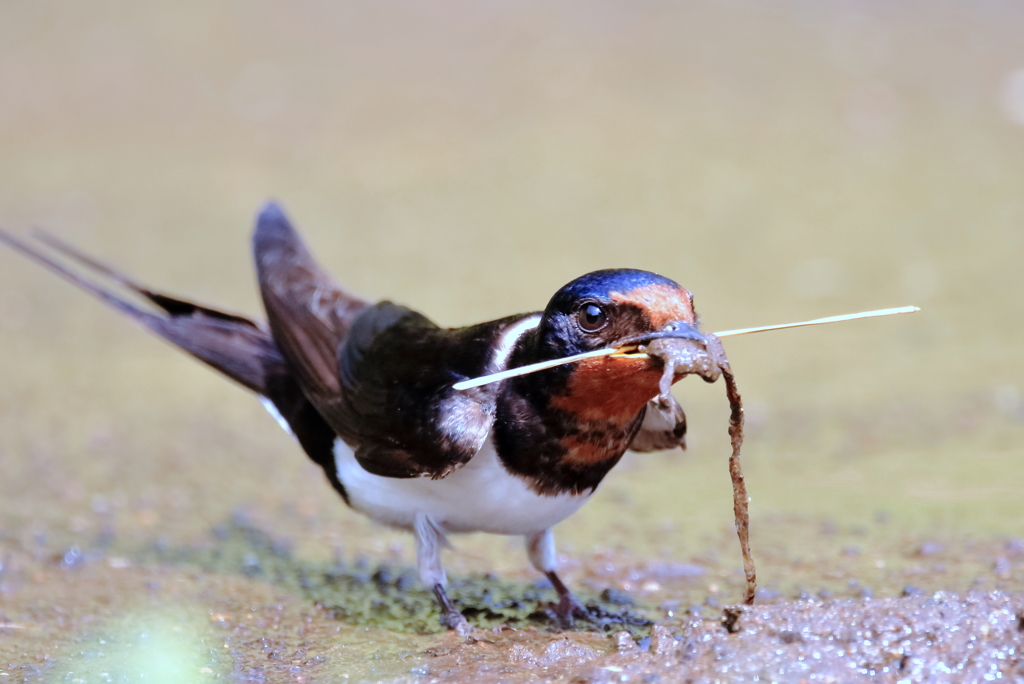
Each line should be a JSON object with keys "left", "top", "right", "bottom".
{"left": 0, "top": 203, "right": 725, "bottom": 632}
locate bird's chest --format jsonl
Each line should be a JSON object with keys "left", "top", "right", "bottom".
{"left": 552, "top": 419, "right": 641, "bottom": 469}
{"left": 493, "top": 386, "right": 647, "bottom": 497}
{"left": 333, "top": 435, "right": 592, "bottom": 535}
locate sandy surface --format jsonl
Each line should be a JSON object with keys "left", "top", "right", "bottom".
{"left": 3, "top": 520, "right": 1024, "bottom": 681}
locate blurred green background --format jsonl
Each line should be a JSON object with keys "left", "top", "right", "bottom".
{"left": 1, "top": 0, "right": 1023, "bottom": 582}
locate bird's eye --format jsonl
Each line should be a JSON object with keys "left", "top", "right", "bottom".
{"left": 577, "top": 303, "right": 608, "bottom": 332}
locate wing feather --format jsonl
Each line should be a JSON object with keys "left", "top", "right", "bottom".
{"left": 252, "top": 202, "right": 371, "bottom": 407}
{"left": 336, "top": 305, "right": 538, "bottom": 478}
{"left": 250, "top": 202, "right": 537, "bottom": 480}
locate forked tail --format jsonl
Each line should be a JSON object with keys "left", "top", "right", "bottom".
{"left": 0, "top": 222, "right": 347, "bottom": 501}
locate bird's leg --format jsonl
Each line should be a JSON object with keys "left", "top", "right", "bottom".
{"left": 414, "top": 513, "right": 469, "bottom": 634}
{"left": 545, "top": 570, "right": 594, "bottom": 628}
{"left": 432, "top": 584, "right": 469, "bottom": 632}
{"left": 526, "top": 529, "right": 593, "bottom": 628}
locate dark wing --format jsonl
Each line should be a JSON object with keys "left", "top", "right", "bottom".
{"left": 252, "top": 202, "right": 371, "bottom": 416}
{"left": 0, "top": 227, "right": 348, "bottom": 502}
{"left": 628, "top": 395, "right": 688, "bottom": 452}
{"left": 335, "top": 303, "right": 537, "bottom": 479}
{"left": 251, "top": 202, "right": 529, "bottom": 480}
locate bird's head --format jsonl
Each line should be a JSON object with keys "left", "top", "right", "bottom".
{"left": 528, "top": 268, "right": 720, "bottom": 421}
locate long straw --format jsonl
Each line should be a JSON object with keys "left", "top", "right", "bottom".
{"left": 452, "top": 306, "right": 919, "bottom": 391}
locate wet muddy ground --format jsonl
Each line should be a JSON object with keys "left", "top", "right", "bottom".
{"left": 3, "top": 515, "right": 1024, "bottom": 681}
{"left": 3, "top": 1, "right": 1024, "bottom": 682}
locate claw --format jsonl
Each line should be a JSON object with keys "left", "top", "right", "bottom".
{"left": 544, "top": 570, "right": 599, "bottom": 629}
{"left": 553, "top": 593, "right": 596, "bottom": 629}
{"left": 434, "top": 584, "right": 472, "bottom": 635}
{"left": 440, "top": 608, "right": 472, "bottom": 636}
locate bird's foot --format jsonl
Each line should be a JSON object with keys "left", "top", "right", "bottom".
{"left": 543, "top": 570, "right": 598, "bottom": 629}
{"left": 434, "top": 584, "right": 473, "bottom": 636}
{"left": 439, "top": 608, "right": 472, "bottom": 636}
{"left": 552, "top": 593, "right": 597, "bottom": 630}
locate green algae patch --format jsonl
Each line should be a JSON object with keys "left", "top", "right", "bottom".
{"left": 315, "top": 573, "right": 652, "bottom": 635}
{"left": 141, "top": 521, "right": 653, "bottom": 635}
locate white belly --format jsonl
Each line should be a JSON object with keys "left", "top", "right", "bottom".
{"left": 334, "top": 435, "right": 592, "bottom": 535}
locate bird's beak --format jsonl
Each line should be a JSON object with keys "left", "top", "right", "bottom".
{"left": 610, "top": 320, "right": 708, "bottom": 356}
{"left": 612, "top": 320, "right": 723, "bottom": 385}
